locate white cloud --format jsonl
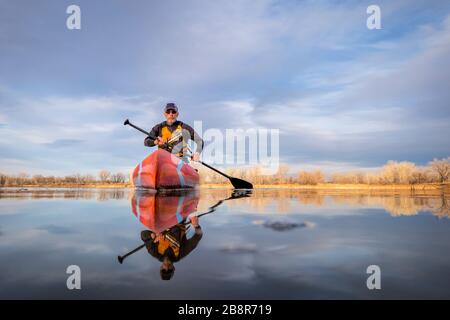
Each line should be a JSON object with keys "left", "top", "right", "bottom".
{"left": 1, "top": 1, "right": 449, "bottom": 173}
{"left": 0, "top": 94, "right": 170, "bottom": 174}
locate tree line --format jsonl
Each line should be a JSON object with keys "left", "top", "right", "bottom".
{"left": 1, "top": 157, "right": 449, "bottom": 187}
{"left": 199, "top": 157, "right": 450, "bottom": 185}
{"left": 0, "top": 170, "right": 129, "bottom": 187}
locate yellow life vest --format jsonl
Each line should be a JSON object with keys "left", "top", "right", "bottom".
{"left": 160, "top": 123, "right": 187, "bottom": 157}
{"left": 157, "top": 225, "right": 186, "bottom": 258}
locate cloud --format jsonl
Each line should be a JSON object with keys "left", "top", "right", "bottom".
{"left": 36, "top": 224, "right": 78, "bottom": 235}
{"left": 251, "top": 12, "right": 450, "bottom": 166}
{"left": 0, "top": 93, "right": 167, "bottom": 174}
{"left": 218, "top": 243, "right": 258, "bottom": 254}
{"left": 0, "top": 1, "right": 449, "bottom": 173}
{"left": 43, "top": 139, "right": 85, "bottom": 149}
{"left": 0, "top": 1, "right": 415, "bottom": 96}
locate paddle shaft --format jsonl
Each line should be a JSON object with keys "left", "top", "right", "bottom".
{"left": 126, "top": 120, "right": 152, "bottom": 137}
{"left": 117, "top": 243, "right": 146, "bottom": 264}
{"left": 184, "top": 145, "right": 232, "bottom": 179}
{"left": 198, "top": 161, "right": 230, "bottom": 178}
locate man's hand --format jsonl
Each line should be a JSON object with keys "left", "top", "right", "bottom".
{"left": 190, "top": 216, "right": 199, "bottom": 228}
{"left": 191, "top": 152, "right": 200, "bottom": 161}
{"left": 154, "top": 136, "right": 166, "bottom": 147}
{"left": 153, "top": 233, "right": 164, "bottom": 243}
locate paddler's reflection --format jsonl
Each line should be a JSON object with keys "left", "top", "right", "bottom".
{"left": 140, "top": 215, "right": 202, "bottom": 280}
{"left": 118, "top": 189, "right": 252, "bottom": 280}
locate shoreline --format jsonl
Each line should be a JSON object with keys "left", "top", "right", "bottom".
{"left": 1, "top": 182, "right": 449, "bottom": 192}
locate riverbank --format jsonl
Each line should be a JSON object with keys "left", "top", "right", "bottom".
{"left": 202, "top": 183, "right": 450, "bottom": 194}
{"left": 0, "top": 183, "right": 131, "bottom": 189}
{"left": 1, "top": 182, "right": 449, "bottom": 193}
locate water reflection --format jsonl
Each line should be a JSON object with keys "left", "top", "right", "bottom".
{"left": 0, "top": 188, "right": 128, "bottom": 200}
{"left": 0, "top": 188, "right": 448, "bottom": 218}
{"left": 206, "top": 190, "right": 450, "bottom": 218}
{"left": 118, "top": 189, "right": 253, "bottom": 280}
{"left": 1, "top": 187, "right": 450, "bottom": 298}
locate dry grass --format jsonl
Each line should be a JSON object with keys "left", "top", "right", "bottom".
{"left": 2, "top": 182, "right": 449, "bottom": 194}
{"left": 1, "top": 183, "right": 132, "bottom": 189}
{"left": 200, "top": 182, "right": 450, "bottom": 192}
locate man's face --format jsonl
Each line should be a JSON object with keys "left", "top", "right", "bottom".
{"left": 164, "top": 109, "right": 178, "bottom": 125}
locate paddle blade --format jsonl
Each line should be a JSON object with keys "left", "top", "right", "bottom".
{"left": 229, "top": 177, "right": 253, "bottom": 189}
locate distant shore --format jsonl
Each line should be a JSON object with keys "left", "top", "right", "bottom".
{"left": 203, "top": 183, "right": 450, "bottom": 194}
{"left": 1, "top": 182, "right": 449, "bottom": 193}
{"left": 0, "top": 183, "right": 131, "bottom": 189}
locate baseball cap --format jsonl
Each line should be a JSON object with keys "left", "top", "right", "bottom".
{"left": 164, "top": 103, "right": 178, "bottom": 113}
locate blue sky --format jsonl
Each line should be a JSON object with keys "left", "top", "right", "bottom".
{"left": 1, "top": 0, "right": 449, "bottom": 176}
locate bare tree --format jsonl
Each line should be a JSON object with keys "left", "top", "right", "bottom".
{"left": 410, "top": 167, "right": 429, "bottom": 184}
{"left": 245, "top": 166, "right": 262, "bottom": 185}
{"left": 298, "top": 169, "right": 324, "bottom": 185}
{"left": 32, "top": 174, "right": 45, "bottom": 185}
{"left": 428, "top": 157, "right": 450, "bottom": 183}
{"left": 110, "top": 172, "right": 126, "bottom": 183}
{"left": 379, "top": 161, "right": 417, "bottom": 184}
{"left": 17, "top": 173, "right": 30, "bottom": 185}
{"left": 274, "top": 164, "right": 290, "bottom": 184}
{"left": 99, "top": 170, "right": 111, "bottom": 183}
{"left": 313, "top": 170, "right": 325, "bottom": 184}
{"left": 83, "top": 174, "right": 96, "bottom": 184}
{"left": 64, "top": 175, "right": 76, "bottom": 184}
{"left": 74, "top": 173, "right": 84, "bottom": 185}
{"left": 331, "top": 172, "right": 360, "bottom": 184}
{"left": 298, "top": 171, "right": 312, "bottom": 185}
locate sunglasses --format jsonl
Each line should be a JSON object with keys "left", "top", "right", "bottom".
{"left": 165, "top": 110, "right": 177, "bottom": 114}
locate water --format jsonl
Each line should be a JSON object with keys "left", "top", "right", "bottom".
{"left": 1, "top": 188, "right": 449, "bottom": 299}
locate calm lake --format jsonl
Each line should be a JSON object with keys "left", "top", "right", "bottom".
{"left": 1, "top": 188, "right": 449, "bottom": 299}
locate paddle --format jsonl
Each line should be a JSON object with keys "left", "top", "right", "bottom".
{"left": 118, "top": 243, "right": 145, "bottom": 264}
{"left": 124, "top": 119, "right": 253, "bottom": 189}
{"left": 195, "top": 159, "right": 253, "bottom": 189}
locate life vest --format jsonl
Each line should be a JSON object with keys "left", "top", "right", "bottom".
{"left": 157, "top": 224, "right": 186, "bottom": 258}
{"left": 160, "top": 122, "right": 187, "bottom": 157}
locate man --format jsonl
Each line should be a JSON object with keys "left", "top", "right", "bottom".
{"left": 141, "top": 216, "right": 203, "bottom": 281}
{"left": 144, "top": 103, "right": 203, "bottom": 161}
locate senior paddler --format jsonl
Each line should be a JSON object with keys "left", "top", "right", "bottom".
{"left": 144, "top": 103, "right": 204, "bottom": 162}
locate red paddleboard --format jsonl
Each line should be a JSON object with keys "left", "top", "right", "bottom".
{"left": 131, "top": 149, "right": 199, "bottom": 190}
{"left": 131, "top": 191, "right": 200, "bottom": 233}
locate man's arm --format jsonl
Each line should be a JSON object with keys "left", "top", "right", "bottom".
{"left": 182, "top": 123, "right": 204, "bottom": 154}
{"left": 179, "top": 225, "right": 203, "bottom": 259}
{"left": 144, "top": 124, "right": 161, "bottom": 147}
{"left": 144, "top": 239, "right": 165, "bottom": 262}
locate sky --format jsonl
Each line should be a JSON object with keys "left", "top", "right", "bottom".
{"left": 0, "top": 0, "right": 449, "bottom": 176}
